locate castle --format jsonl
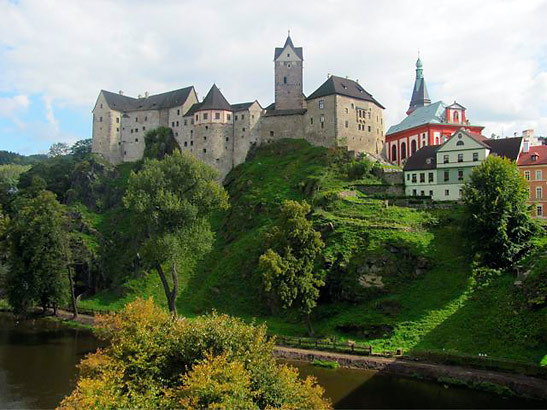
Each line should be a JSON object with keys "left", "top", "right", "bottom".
{"left": 91, "top": 34, "right": 386, "bottom": 178}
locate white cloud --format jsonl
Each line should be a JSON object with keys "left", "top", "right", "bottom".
{"left": 0, "top": 94, "right": 29, "bottom": 118}
{"left": 43, "top": 95, "right": 59, "bottom": 133}
{"left": 0, "top": 0, "right": 546, "bottom": 141}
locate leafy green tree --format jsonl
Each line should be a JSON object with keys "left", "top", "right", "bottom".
{"left": 70, "top": 139, "right": 92, "bottom": 160}
{"left": 123, "top": 151, "right": 229, "bottom": 314}
{"left": 6, "top": 191, "right": 76, "bottom": 313}
{"left": 48, "top": 142, "right": 71, "bottom": 158}
{"left": 259, "top": 200, "right": 325, "bottom": 335}
{"left": 462, "top": 155, "right": 538, "bottom": 268}
{"left": 0, "top": 164, "right": 30, "bottom": 211}
{"left": 59, "top": 298, "right": 331, "bottom": 409}
{"left": 143, "top": 127, "right": 179, "bottom": 160}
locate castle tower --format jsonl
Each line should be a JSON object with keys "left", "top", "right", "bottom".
{"left": 274, "top": 33, "right": 304, "bottom": 110}
{"left": 406, "top": 56, "right": 431, "bottom": 115}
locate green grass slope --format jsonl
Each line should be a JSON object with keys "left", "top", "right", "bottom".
{"left": 80, "top": 139, "right": 546, "bottom": 366}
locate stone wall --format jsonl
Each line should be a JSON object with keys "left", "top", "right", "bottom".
{"left": 355, "top": 184, "right": 404, "bottom": 197}
{"left": 120, "top": 109, "right": 161, "bottom": 162}
{"left": 259, "top": 112, "right": 306, "bottom": 143}
{"left": 305, "top": 95, "right": 337, "bottom": 147}
{"left": 232, "top": 103, "right": 262, "bottom": 167}
{"left": 91, "top": 93, "right": 122, "bottom": 165}
{"left": 335, "top": 95, "right": 384, "bottom": 155}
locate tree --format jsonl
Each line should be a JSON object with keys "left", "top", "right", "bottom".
{"left": 70, "top": 139, "right": 92, "bottom": 160}
{"left": 143, "top": 127, "right": 179, "bottom": 160}
{"left": 48, "top": 142, "right": 71, "bottom": 158}
{"left": 6, "top": 191, "right": 77, "bottom": 314}
{"left": 462, "top": 155, "right": 538, "bottom": 268}
{"left": 123, "top": 151, "right": 229, "bottom": 314}
{"left": 259, "top": 200, "right": 325, "bottom": 335}
{"left": 59, "top": 298, "right": 331, "bottom": 409}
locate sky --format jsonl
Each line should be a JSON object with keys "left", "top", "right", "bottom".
{"left": 1, "top": 0, "right": 546, "bottom": 155}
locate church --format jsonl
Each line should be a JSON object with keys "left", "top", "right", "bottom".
{"left": 91, "top": 34, "right": 386, "bottom": 178}
{"left": 385, "top": 57, "right": 484, "bottom": 166}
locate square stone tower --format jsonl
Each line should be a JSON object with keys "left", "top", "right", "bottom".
{"left": 274, "top": 33, "right": 304, "bottom": 110}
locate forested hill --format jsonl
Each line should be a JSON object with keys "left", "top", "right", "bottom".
{"left": 1, "top": 136, "right": 545, "bottom": 368}
{"left": 0, "top": 150, "right": 46, "bottom": 165}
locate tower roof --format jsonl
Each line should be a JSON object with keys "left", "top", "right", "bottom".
{"left": 199, "top": 84, "right": 232, "bottom": 111}
{"left": 407, "top": 57, "right": 431, "bottom": 115}
{"left": 274, "top": 33, "right": 303, "bottom": 60}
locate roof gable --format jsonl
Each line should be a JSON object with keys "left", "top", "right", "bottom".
{"left": 306, "top": 75, "right": 384, "bottom": 108}
{"left": 446, "top": 101, "right": 466, "bottom": 110}
{"left": 274, "top": 35, "right": 303, "bottom": 61}
{"left": 437, "top": 128, "right": 489, "bottom": 153}
{"left": 518, "top": 145, "right": 547, "bottom": 166}
{"left": 485, "top": 137, "right": 523, "bottom": 161}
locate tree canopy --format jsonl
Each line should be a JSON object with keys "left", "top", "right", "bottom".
{"left": 462, "top": 155, "right": 538, "bottom": 268}
{"left": 59, "top": 298, "right": 331, "bottom": 409}
{"left": 123, "top": 150, "right": 229, "bottom": 313}
{"left": 6, "top": 191, "right": 71, "bottom": 312}
{"left": 259, "top": 200, "right": 325, "bottom": 335}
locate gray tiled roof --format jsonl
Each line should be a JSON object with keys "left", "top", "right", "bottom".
{"left": 184, "top": 84, "right": 232, "bottom": 117}
{"left": 306, "top": 76, "right": 385, "bottom": 109}
{"left": 408, "top": 77, "right": 430, "bottom": 113}
{"left": 486, "top": 137, "right": 522, "bottom": 161}
{"left": 274, "top": 35, "right": 303, "bottom": 60}
{"left": 387, "top": 101, "right": 446, "bottom": 135}
{"left": 102, "top": 86, "right": 194, "bottom": 112}
{"left": 403, "top": 145, "right": 438, "bottom": 171}
{"left": 231, "top": 101, "right": 258, "bottom": 112}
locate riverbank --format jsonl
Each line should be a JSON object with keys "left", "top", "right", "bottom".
{"left": 274, "top": 346, "right": 547, "bottom": 401}
{"left": 25, "top": 307, "right": 547, "bottom": 403}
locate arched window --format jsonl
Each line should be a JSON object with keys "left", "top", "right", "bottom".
{"left": 391, "top": 144, "right": 397, "bottom": 162}
{"left": 401, "top": 142, "right": 407, "bottom": 160}
{"left": 453, "top": 111, "right": 459, "bottom": 122}
{"left": 456, "top": 140, "right": 464, "bottom": 146}
{"left": 411, "top": 140, "right": 417, "bottom": 154}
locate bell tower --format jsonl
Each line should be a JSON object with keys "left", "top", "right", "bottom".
{"left": 274, "top": 32, "right": 304, "bottom": 110}
{"left": 407, "top": 55, "right": 431, "bottom": 115}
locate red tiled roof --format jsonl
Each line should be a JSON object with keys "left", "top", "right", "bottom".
{"left": 518, "top": 145, "right": 547, "bottom": 166}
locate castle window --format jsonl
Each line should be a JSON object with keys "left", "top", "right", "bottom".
{"left": 177, "top": 109, "right": 180, "bottom": 115}
{"left": 235, "top": 115, "right": 238, "bottom": 120}
{"left": 368, "top": 126, "right": 371, "bottom": 132}
{"left": 310, "top": 117, "right": 313, "bottom": 125}
{"left": 143, "top": 126, "right": 146, "bottom": 131}
{"left": 215, "top": 112, "right": 221, "bottom": 120}
{"left": 283, "top": 76, "right": 287, "bottom": 84}
{"left": 351, "top": 103, "right": 354, "bottom": 108}
{"left": 145, "top": 116, "right": 147, "bottom": 122}
{"left": 227, "top": 114, "right": 231, "bottom": 121}
{"left": 321, "top": 123, "right": 324, "bottom": 129}
{"left": 116, "top": 128, "right": 119, "bottom": 132}
{"left": 190, "top": 130, "right": 193, "bottom": 137}
{"left": 319, "top": 99, "right": 324, "bottom": 110}
{"left": 131, "top": 129, "right": 133, "bottom": 133}
{"left": 241, "top": 114, "right": 244, "bottom": 120}
{"left": 205, "top": 126, "right": 209, "bottom": 130}
{"left": 116, "top": 117, "right": 119, "bottom": 123}
{"left": 99, "top": 116, "right": 103, "bottom": 122}
{"left": 195, "top": 115, "right": 198, "bottom": 121}
{"left": 175, "top": 132, "right": 178, "bottom": 136}
{"left": 204, "top": 136, "right": 207, "bottom": 141}
{"left": 172, "top": 122, "right": 175, "bottom": 127}
{"left": 135, "top": 138, "right": 138, "bottom": 142}
{"left": 176, "top": 121, "right": 179, "bottom": 126}
{"left": 191, "top": 141, "right": 193, "bottom": 146}
{"left": 203, "top": 113, "right": 208, "bottom": 120}
{"left": 320, "top": 114, "right": 324, "bottom": 123}
{"left": 287, "top": 53, "right": 290, "bottom": 57}
{"left": 135, "top": 128, "right": 138, "bottom": 132}
{"left": 203, "top": 148, "right": 207, "bottom": 153}
{"left": 100, "top": 104, "right": 103, "bottom": 109}
{"left": 345, "top": 108, "right": 349, "bottom": 114}
{"left": 287, "top": 63, "right": 291, "bottom": 68}
{"left": 184, "top": 141, "right": 188, "bottom": 147}
{"left": 270, "top": 131, "right": 274, "bottom": 137}
{"left": 136, "top": 117, "right": 138, "bottom": 122}
{"left": 252, "top": 115, "right": 255, "bottom": 119}
{"left": 184, "top": 119, "right": 187, "bottom": 126}
{"left": 242, "top": 127, "right": 246, "bottom": 132}
{"left": 345, "top": 121, "right": 349, "bottom": 128}
{"left": 124, "top": 151, "right": 127, "bottom": 155}
{"left": 226, "top": 137, "right": 229, "bottom": 142}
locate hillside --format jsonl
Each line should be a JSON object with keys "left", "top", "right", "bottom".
{"left": 79, "top": 139, "right": 546, "bottom": 366}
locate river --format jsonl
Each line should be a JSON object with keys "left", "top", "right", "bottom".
{"left": 0, "top": 312, "right": 545, "bottom": 409}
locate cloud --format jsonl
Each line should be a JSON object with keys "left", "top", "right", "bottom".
{"left": 0, "top": 94, "right": 29, "bottom": 118}
{"left": 0, "top": 0, "right": 546, "bottom": 149}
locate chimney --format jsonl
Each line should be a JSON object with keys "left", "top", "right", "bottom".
{"left": 118, "top": 90, "right": 124, "bottom": 95}
{"left": 145, "top": 91, "right": 149, "bottom": 98}
{"left": 523, "top": 141, "right": 530, "bottom": 153}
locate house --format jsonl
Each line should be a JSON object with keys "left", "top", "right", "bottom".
{"left": 404, "top": 129, "right": 522, "bottom": 201}
{"left": 385, "top": 58, "right": 484, "bottom": 166}
{"left": 518, "top": 145, "right": 547, "bottom": 218}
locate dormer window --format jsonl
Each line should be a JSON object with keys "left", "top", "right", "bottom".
{"left": 531, "top": 154, "right": 538, "bottom": 161}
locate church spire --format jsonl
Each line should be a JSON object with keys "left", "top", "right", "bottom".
{"left": 407, "top": 55, "right": 431, "bottom": 115}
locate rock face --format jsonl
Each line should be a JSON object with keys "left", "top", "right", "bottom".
{"left": 325, "top": 244, "right": 431, "bottom": 303}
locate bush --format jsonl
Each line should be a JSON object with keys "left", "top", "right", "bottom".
{"left": 60, "top": 299, "right": 331, "bottom": 409}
